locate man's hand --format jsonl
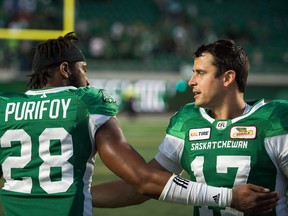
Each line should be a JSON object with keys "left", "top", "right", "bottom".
{"left": 231, "top": 183, "right": 279, "bottom": 214}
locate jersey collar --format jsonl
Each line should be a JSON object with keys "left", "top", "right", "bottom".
{"left": 199, "top": 99, "right": 266, "bottom": 124}
{"left": 25, "top": 86, "right": 77, "bottom": 95}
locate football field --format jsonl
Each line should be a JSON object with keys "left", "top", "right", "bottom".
{"left": 0, "top": 114, "right": 193, "bottom": 215}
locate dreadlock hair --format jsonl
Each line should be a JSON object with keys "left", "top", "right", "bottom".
{"left": 28, "top": 32, "right": 82, "bottom": 89}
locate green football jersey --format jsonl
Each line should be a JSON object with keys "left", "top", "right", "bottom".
{"left": 155, "top": 99, "right": 288, "bottom": 216}
{"left": 0, "top": 86, "right": 119, "bottom": 216}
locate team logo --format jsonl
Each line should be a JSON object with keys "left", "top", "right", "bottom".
{"left": 213, "top": 193, "right": 220, "bottom": 204}
{"left": 230, "top": 126, "right": 256, "bottom": 139}
{"left": 216, "top": 121, "right": 227, "bottom": 130}
{"left": 100, "top": 89, "right": 116, "bottom": 103}
{"left": 189, "top": 128, "right": 211, "bottom": 141}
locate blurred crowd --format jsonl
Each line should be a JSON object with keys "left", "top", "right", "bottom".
{"left": 0, "top": 0, "right": 61, "bottom": 72}
{"left": 0, "top": 0, "right": 287, "bottom": 73}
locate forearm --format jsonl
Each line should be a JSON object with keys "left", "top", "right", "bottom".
{"left": 159, "top": 174, "right": 231, "bottom": 207}
{"left": 92, "top": 180, "right": 149, "bottom": 208}
{"left": 92, "top": 175, "right": 232, "bottom": 208}
{"left": 159, "top": 175, "right": 279, "bottom": 214}
{"left": 92, "top": 174, "right": 278, "bottom": 214}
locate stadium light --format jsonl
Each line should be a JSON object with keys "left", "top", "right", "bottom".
{"left": 0, "top": 0, "right": 75, "bottom": 41}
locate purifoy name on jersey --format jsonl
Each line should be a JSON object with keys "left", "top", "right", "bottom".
{"left": 5, "top": 98, "right": 71, "bottom": 121}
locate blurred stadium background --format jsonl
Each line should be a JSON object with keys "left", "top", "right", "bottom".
{"left": 0, "top": 0, "right": 287, "bottom": 114}
{"left": 0, "top": 0, "right": 287, "bottom": 215}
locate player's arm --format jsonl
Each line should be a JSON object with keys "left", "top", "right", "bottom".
{"left": 94, "top": 117, "right": 279, "bottom": 214}
{"left": 92, "top": 179, "right": 149, "bottom": 208}
{"left": 96, "top": 117, "right": 174, "bottom": 199}
{"left": 91, "top": 159, "right": 165, "bottom": 208}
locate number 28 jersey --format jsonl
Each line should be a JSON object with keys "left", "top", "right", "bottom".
{"left": 155, "top": 99, "right": 288, "bottom": 216}
{"left": 0, "top": 86, "right": 119, "bottom": 216}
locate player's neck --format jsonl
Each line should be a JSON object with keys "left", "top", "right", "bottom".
{"left": 44, "top": 82, "right": 68, "bottom": 88}
{"left": 208, "top": 96, "right": 246, "bottom": 120}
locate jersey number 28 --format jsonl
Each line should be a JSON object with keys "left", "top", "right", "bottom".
{"left": 1, "top": 128, "right": 73, "bottom": 194}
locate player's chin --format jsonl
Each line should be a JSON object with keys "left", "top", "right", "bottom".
{"left": 194, "top": 100, "right": 207, "bottom": 109}
{"left": 193, "top": 97, "right": 201, "bottom": 106}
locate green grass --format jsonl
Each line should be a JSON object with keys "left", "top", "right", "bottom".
{"left": 0, "top": 114, "right": 193, "bottom": 216}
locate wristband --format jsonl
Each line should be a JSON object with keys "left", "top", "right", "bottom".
{"left": 159, "top": 174, "right": 232, "bottom": 207}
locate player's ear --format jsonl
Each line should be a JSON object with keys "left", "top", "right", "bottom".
{"left": 223, "top": 70, "right": 236, "bottom": 87}
{"left": 59, "top": 62, "right": 70, "bottom": 78}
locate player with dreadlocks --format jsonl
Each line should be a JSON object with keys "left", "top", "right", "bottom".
{"left": 0, "top": 33, "right": 279, "bottom": 216}
{"left": 28, "top": 32, "right": 87, "bottom": 89}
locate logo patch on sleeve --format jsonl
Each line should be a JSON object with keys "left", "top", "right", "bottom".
{"left": 230, "top": 126, "right": 257, "bottom": 139}
{"left": 189, "top": 128, "right": 211, "bottom": 141}
{"left": 100, "top": 90, "right": 116, "bottom": 103}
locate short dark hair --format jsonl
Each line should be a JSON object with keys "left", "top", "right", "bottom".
{"left": 28, "top": 32, "right": 84, "bottom": 89}
{"left": 194, "top": 39, "right": 249, "bottom": 92}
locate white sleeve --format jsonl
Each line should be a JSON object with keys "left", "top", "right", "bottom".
{"left": 88, "top": 114, "right": 114, "bottom": 144}
{"left": 265, "top": 134, "right": 288, "bottom": 215}
{"left": 159, "top": 174, "right": 232, "bottom": 207}
{"left": 154, "top": 134, "right": 184, "bottom": 174}
{"left": 265, "top": 134, "right": 288, "bottom": 177}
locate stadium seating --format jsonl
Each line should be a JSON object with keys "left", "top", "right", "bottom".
{"left": 0, "top": 0, "right": 287, "bottom": 74}
{"left": 75, "top": 0, "right": 288, "bottom": 73}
